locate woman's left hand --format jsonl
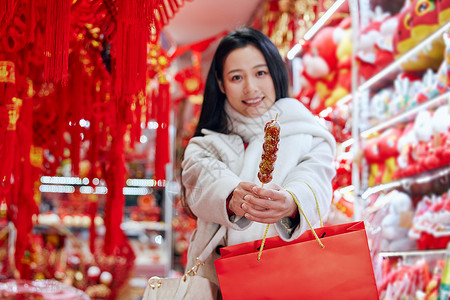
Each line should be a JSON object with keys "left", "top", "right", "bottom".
{"left": 240, "top": 183, "right": 297, "bottom": 224}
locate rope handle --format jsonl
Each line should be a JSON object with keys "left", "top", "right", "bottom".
{"left": 257, "top": 183, "right": 324, "bottom": 261}
{"left": 286, "top": 189, "right": 324, "bottom": 248}
{"left": 257, "top": 182, "right": 325, "bottom": 261}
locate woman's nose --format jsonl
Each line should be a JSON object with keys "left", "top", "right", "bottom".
{"left": 243, "top": 77, "right": 256, "bottom": 94}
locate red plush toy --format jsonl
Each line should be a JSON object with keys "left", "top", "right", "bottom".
{"left": 437, "top": 0, "right": 450, "bottom": 25}
{"left": 357, "top": 9, "right": 397, "bottom": 81}
{"left": 324, "top": 18, "right": 353, "bottom": 108}
{"left": 393, "top": 0, "right": 444, "bottom": 72}
{"left": 363, "top": 134, "right": 385, "bottom": 186}
{"left": 300, "top": 25, "right": 340, "bottom": 114}
{"left": 378, "top": 127, "right": 403, "bottom": 183}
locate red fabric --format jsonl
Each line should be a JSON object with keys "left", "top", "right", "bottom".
{"left": 215, "top": 222, "right": 379, "bottom": 300}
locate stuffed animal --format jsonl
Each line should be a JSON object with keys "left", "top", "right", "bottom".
{"left": 437, "top": 0, "right": 450, "bottom": 26}
{"left": 395, "top": 122, "right": 417, "bottom": 179}
{"left": 380, "top": 190, "right": 416, "bottom": 252}
{"left": 357, "top": 8, "right": 398, "bottom": 81}
{"left": 428, "top": 105, "right": 450, "bottom": 169}
{"left": 363, "top": 134, "right": 385, "bottom": 186}
{"left": 393, "top": 0, "right": 444, "bottom": 72}
{"left": 369, "top": 88, "right": 392, "bottom": 123}
{"left": 324, "top": 18, "right": 353, "bottom": 108}
{"left": 378, "top": 127, "right": 403, "bottom": 183}
{"left": 301, "top": 25, "right": 341, "bottom": 114}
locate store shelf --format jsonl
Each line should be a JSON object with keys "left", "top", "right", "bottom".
{"left": 318, "top": 21, "right": 450, "bottom": 118}
{"left": 360, "top": 92, "right": 450, "bottom": 138}
{"left": 121, "top": 220, "right": 166, "bottom": 237}
{"left": 379, "top": 248, "right": 447, "bottom": 258}
{"left": 361, "top": 165, "right": 450, "bottom": 199}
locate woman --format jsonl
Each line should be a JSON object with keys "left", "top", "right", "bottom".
{"left": 181, "top": 27, "right": 336, "bottom": 297}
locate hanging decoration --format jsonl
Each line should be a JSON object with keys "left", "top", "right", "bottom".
{"left": 0, "top": 0, "right": 192, "bottom": 288}
{"left": 43, "top": 0, "right": 71, "bottom": 84}
{"left": 154, "top": 75, "right": 171, "bottom": 183}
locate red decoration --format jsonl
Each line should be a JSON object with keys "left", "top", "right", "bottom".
{"left": 0, "top": 0, "right": 15, "bottom": 33}
{"left": 154, "top": 77, "right": 171, "bottom": 182}
{"left": 103, "top": 124, "right": 126, "bottom": 255}
{"left": 175, "top": 67, "right": 203, "bottom": 96}
{"left": 43, "top": 0, "right": 71, "bottom": 84}
{"left": 0, "top": 0, "right": 191, "bottom": 279}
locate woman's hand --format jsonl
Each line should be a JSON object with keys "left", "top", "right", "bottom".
{"left": 229, "top": 182, "right": 298, "bottom": 224}
{"left": 228, "top": 182, "right": 267, "bottom": 217}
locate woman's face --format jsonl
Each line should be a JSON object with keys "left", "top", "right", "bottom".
{"left": 219, "top": 45, "right": 276, "bottom": 118}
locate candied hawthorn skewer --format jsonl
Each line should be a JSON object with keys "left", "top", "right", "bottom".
{"left": 257, "top": 115, "right": 280, "bottom": 261}
{"left": 258, "top": 117, "right": 280, "bottom": 185}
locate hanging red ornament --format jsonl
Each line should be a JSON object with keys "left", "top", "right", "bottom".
{"left": 103, "top": 123, "right": 126, "bottom": 255}
{"left": 154, "top": 76, "right": 171, "bottom": 182}
{"left": 174, "top": 67, "right": 203, "bottom": 96}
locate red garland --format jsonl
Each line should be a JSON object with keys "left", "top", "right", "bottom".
{"left": 43, "top": 0, "right": 71, "bottom": 84}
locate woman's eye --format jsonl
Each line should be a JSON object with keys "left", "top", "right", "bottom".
{"left": 231, "top": 75, "right": 242, "bottom": 81}
{"left": 256, "top": 70, "right": 267, "bottom": 76}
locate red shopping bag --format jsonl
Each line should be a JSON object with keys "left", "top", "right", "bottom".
{"left": 215, "top": 221, "right": 379, "bottom": 300}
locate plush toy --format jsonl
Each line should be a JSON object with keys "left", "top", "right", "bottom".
{"left": 395, "top": 122, "right": 417, "bottom": 179}
{"left": 357, "top": 8, "right": 398, "bottom": 81}
{"left": 301, "top": 25, "right": 341, "bottom": 114}
{"left": 324, "top": 18, "right": 353, "bottom": 108}
{"left": 388, "top": 75, "right": 411, "bottom": 117}
{"left": 427, "top": 105, "right": 450, "bottom": 169}
{"left": 378, "top": 127, "right": 403, "bottom": 183}
{"left": 363, "top": 134, "right": 385, "bottom": 186}
{"left": 437, "top": 0, "right": 450, "bottom": 25}
{"left": 326, "top": 104, "right": 352, "bottom": 143}
{"left": 334, "top": 151, "right": 353, "bottom": 189}
{"left": 380, "top": 190, "right": 416, "bottom": 252}
{"left": 413, "top": 69, "right": 440, "bottom": 104}
{"left": 369, "top": 88, "right": 392, "bottom": 123}
{"left": 393, "top": 0, "right": 444, "bottom": 72}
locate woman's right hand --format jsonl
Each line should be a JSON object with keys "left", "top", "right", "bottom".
{"left": 228, "top": 182, "right": 266, "bottom": 217}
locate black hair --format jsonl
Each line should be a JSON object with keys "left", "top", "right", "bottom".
{"left": 193, "top": 27, "right": 289, "bottom": 137}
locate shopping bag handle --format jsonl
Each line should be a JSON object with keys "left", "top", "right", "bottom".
{"left": 257, "top": 183, "right": 325, "bottom": 261}
{"left": 286, "top": 183, "right": 324, "bottom": 248}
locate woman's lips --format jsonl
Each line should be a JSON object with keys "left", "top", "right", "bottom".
{"left": 243, "top": 96, "right": 264, "bottom": 106}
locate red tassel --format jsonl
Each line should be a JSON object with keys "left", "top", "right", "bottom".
{"left": 0, "top": 0, "right": 15, "bottom": 32}
{"left": 0, "top": 61, "right": 17, "bottom": 187}
{"left": 13, "top": 95, "right": 38, "bottom": 278}
{"left": 103, "top": 124, "right": 126, "bottom": 255}
{"left": 154, "top": 78, "right": 171, "bottom": 182}
{"left": 89, "top": 195, "right": 98, "bottom": 253}
{"left": 115, "top": 0, "right": 151, "bottom": 113}
{"left": 43, "top": 0, "right": 71, "bottom": 84}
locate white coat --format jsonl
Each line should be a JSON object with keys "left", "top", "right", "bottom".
{"left": 181, "top": 97, "right": 336, "bottom": 287}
